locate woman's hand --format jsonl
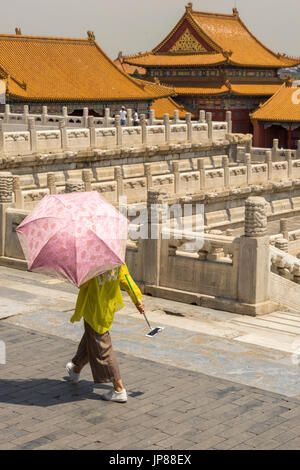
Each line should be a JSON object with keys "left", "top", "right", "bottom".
{"left": 136, "top": 301, "right": 146, "bottom": 315}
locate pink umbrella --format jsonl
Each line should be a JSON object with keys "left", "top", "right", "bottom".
{"left": 16, "top": 191, "right": 129, "bottom": 287}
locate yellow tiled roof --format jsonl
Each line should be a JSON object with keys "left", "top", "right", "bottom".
{"left": 151, "top": 96, "right": 195, "bottom": 119}
{"left": 174, "top": 82, "right": 282, "bottom": 96}
{"left": 123, "top": 52, "right": 226, "bottom": 68}
{"left": 0, "top": 33, "right": 166, "bottom": 102}
{"left": 124, "top": 5, "right": 300, "bottom": 69}
{"left": 133, "top": 78, "right": 176, "bottom": 98}
{"left": 251, "top": 83, "right": 300, "bottom": 122}
{"left": 174, "top": 84, "right": 227, "bottom": 95}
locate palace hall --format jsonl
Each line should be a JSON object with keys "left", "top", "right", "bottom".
{"left": 122, "top": 2, "right": 300, "bottom": 134}
{"left": 0, "top": 29, "right": 173, "bottom": 116}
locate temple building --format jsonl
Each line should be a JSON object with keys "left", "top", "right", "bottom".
{"left": 122, "top": 2, "right": 300, "bottom": 133}
{"left": 251, "top": 80, "right": 300, "bottom": 149}
{"left": 0, "top": 29, "right": 172, "bottom": 116}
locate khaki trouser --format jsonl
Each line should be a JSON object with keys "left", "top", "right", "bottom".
{"left": 72, "top": 320, "right": 121, "bottom": 384}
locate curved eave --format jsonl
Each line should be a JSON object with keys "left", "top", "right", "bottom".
{"left": 7, "top": 93, "right": 155, "bottom": 102}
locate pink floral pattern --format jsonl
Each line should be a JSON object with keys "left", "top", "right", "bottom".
{"left": 16, "top": 192, "right": 129, "bottom": 286}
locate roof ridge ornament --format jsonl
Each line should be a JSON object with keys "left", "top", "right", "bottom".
{"left": 15, "top": 27, "right": 22, "bottom": 35}
{"left": 87, "top": 30, "right": 95, "bottom": 41}
{"left": 232, "top": 7, "right": 239, "bottom": 17}
{"left": 186, "top": 2, "right": 193, "bottom": 12}
{"left": 284, "top": 75, "right": 293, "bottom": 87}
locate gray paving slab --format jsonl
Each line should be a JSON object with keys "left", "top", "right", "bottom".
{"left": 0, "top": 322, "right": 300, "bottom": 450}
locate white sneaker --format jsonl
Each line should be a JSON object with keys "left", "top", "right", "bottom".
{"left": 65, "top": 361, "right": 80, "bottom": 384}
{"left": 101, "top": 388, "right": 127, "bottom": 403}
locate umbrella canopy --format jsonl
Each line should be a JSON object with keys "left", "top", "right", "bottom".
{"left": 16, "top": 191, "right": 129, "bottom": 287}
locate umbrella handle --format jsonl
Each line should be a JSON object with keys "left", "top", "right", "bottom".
{"left": 125, "top": 274, "right": 152, "bottom": 329}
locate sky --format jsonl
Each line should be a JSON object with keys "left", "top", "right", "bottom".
{"left": 0, "top": 0, "right": 300, "bottom": 61}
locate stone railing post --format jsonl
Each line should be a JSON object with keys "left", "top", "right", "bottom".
{"left": 114, "top": 166, "right": 123, "bottom": 200}
{"left": 186, "top": 112, "right": 192, "bottom": 143}
{"left": 62, "top": 106, "right": 68, "bottom": 118}
{"left": 13, "top": 175, "right": 24, "bottom": 209}
{"left": 65, "top": 179, "right": 84, "bottom": 193}
{"left": 287, "top": 150, "right": 292, "bottom": 179}
{"left": 173, "top": 110, "right": 179, "bottom": 124}
{"left": 83, "top": 107, "right": 89, "bottom": 128}
{"left": 140, "top": 188, "right": 167, "bottom": 288}
{"left": 164, "top": 113, "right": 170, "bottom": 143}
{"left": 4, "top": 104, "right": 10, "bottom": 124}
{"left": 226, "top": 111, "right": 232, "bottom": 134}
{"left": 144, "top": 163, "right": 152, "bottom": 191}
{"left": 238, "top": 196, "right": 274, "bottom": 314}
{"left": 47, "top": 172, "right": 57, "bottom": 195}
{"left": 206, "top": 112, "right": 212, "bottom": 140}
{"left": 140, "top": 114, "right": 147, "bottom": 145}
{"left": 28, "top": 118, "right": 37, "bottom": 153}
{"left": 266, "top": 150, "right": 272, "bottom": 181}
{"left": 88, "top": 116, "right": 96, "bottom": 148}
{"left": 272, "top": 139, "right": 279, "bottom": 161}
{"left": 199, "top": 109, "right": 206, "bottom": 123}
{"left": 104, "top": 108, "right": 110, "bottom": 128}
{"left": 297, "top": 140, "right": 300, "bottom": 160}
{"left": 149, "top": 109, "right": 155, "bottom": 125}
{"left": 280, "top": 218, "right": 289, "bottom": 241}
{"left": 245, "top": 153, "right": 252, "bottom": 185}
{"left": 0, "top": 121, "right": 4, "bottom": 152}
{"left": 172, "top": 161, "right": 180, "bottom": 195}
{"left": 0, "top": 171, "right": 14, "bottom": 256}
{"left": 82, "top": 169, "right": 93, "bottom": 192}
{"left": 126, "top": 109, "right": 132, "bottom": 126}
{"left": 42, "top": 106, "right": 48, "bottom": 125}
{"left": 222, "top": 156, "right": 229, "bottom": 188}
{"left": 59, "top": 118, "right": 68, "bottom": 151}
{"left": 197, "top": 159, "right": 206, "bottom": 190}
{"left": 245, "top": 135, "right": 253, "bottom": 154}
{"left": 115, "top": 115, "right": 122, "bottom": 147}
{"left": 23, "top": 105, "right": 29, "bottom": 125}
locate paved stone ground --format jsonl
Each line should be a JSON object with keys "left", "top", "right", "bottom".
{"left": 1, "top": 322, "right": 300, "bottom": 450}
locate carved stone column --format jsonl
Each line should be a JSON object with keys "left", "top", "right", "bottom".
{"left": 115, "top": 115, "right": 122, "bottom": 147}
{"left": 13, "top": 175, "right": 24, "bottom": 209}
{"left": 65, "top": 179, "right": 84, "bottom": 193}
{"left": 140, "top": 188, "right": 168, "bottom": 289}
{"left": 280, "top": 218, "right": 289, "bottom": 241}
{"left": 237, "top": 196, "right": 274, "bottom": 314}
{"left": 47, "top": 172, "right": 57, "bottom": 195}
{"left": 0, "top": 120, "right": 4, "bottom": 153}
{"left": 172, "top": 161, "right": 180, "bottom": 195}
{"left": 104, "top": 108, "right": 110, "bottom": 128}
{"left": 222, "top": 156, "right": 229, "bottom": 189}
{"left": 82, "top": 169, "right": 92, "bottom": 192}
{"left": 206, "top": 112, "right": 212, "bottom": 140}
{"left": 114, "top": 166, "right": 123, "bottom": 200}
{"left": 199, "top": 110, "right": 206, "bottom": 123}
{"left": 0, "top": 171, "right": 14, "bottom": 256}
{"left": 28, "top": 118, "right": 37, "bottom": 153}
{"left": 226, "top": 111, "right": 232, "bottom": 134}
{"left": 245, "top": 153, "right": 252, "bottom": 186}
{"left": 266, "top": 150, "right": 272, "bottom": 181}
{"left": 140, "top": 114, "right": 147, "bottom": 145}
{"left": 197, "top": 159, "right": 206, "bottom": 190}
{"left": 88, "top": 116, "right": 96, "bottom": 148}
{"left": 149, "top": 109, "right": 155, "bottom": 126}
{"left": 59, "top": 118, "right": 68, "bottom": 151}
{"left": 186, "top": 112, "right": 192, "bottom": 143}
{"left": 144, "top": 163, "right": 152, "bottom": 191}
{"left": 164, "top": 113, "right": 170, "bottom": 143}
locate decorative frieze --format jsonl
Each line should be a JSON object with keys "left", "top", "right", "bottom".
{"left": 0, "top": 171, "right": 13, "bottom": 203}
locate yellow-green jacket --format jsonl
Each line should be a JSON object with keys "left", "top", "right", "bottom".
{"left": 70, "top": 263, "right": 142, "bottom": 335}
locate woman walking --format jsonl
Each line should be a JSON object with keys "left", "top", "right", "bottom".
{"left": 66, "top": 263, "right": 145, "bottom": 403}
